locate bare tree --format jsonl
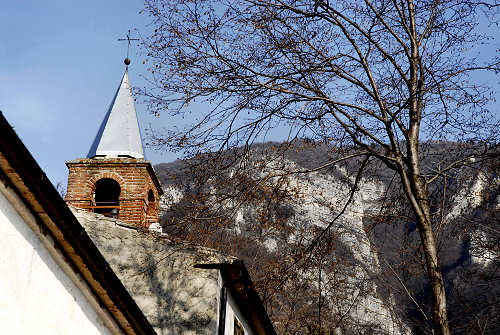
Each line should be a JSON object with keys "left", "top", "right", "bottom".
{"left": 139, "top": 1, "right": 500, "bottom": 334}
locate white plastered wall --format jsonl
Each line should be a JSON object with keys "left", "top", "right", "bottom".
{"left": 0, "top": 183, "right": 116, "bottom": 334}
{"left": 223, "top": 285, "right": 254, "bottom": 335}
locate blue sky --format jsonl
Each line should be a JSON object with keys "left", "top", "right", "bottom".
{"left": 1, "top": 1, "right": 498, "bottom": 188}
{"left": 0, "top": 1, "right": 176, "bottom": 186}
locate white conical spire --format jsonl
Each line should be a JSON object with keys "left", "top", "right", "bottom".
{"left": 87, "top": 69, "right": 144, "bottom": 159}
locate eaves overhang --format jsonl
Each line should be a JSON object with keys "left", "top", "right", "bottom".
{"left": 65, "top": 158, "right": 163, "bottom": 196}
{"left": 195, "top": 260, "right": 277, "bottom": 335}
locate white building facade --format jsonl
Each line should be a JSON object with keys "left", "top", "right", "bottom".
{"left": 0, "top": 181, "right": 114, "bottom": 334}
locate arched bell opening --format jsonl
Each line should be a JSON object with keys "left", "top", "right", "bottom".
{"left": 145, "top": 189, "right": 157, "bottom": 225}
{"left": 94, "top": 178, "right": 121, "bottom": 218}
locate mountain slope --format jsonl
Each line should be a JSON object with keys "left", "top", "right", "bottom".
{"left": 154, "top": 141, "right": 499, "bottom": 334}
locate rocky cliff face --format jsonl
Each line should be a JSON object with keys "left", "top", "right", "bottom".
{"left": 155, "top": 141, "right": 499, "bottom": 334}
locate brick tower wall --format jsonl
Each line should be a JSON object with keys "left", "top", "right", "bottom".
{"left": 65, "top": 158, "right": 162, "bottom": 227}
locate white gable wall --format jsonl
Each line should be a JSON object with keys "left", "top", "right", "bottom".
{"left": 224, "top": 288, "right": 254, "bottom": 335}
{"left": 0, "top": 182, "right": 117, "bottom": 334}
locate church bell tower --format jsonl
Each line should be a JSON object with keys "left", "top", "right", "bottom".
{"left": 65, "top": 58, "right": 163, "bottom": 227}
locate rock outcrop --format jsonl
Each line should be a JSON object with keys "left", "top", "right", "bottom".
{"left": 155, "top": 142, "right": 499, "bottom": 334}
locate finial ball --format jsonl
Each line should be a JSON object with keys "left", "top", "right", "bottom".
{"left": 124, "top": 58, "right": 131, "bottom": 66}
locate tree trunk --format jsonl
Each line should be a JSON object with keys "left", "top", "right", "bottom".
{"left": 405, "top": 1, "right": 450, "bottom": 329}
{"left": 402, "top": 140, "right": 450, "bottom": 335}
{"left": 411, "top": 176, "right": 450, "bottom": 335}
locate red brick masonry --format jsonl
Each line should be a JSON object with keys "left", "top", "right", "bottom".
{"left": 65, "top": 158, "right": 163, "bottom": 227}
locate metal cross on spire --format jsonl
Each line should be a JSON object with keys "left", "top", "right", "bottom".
{"left": 118, "top": 30, "right": 139, "bottom": 67}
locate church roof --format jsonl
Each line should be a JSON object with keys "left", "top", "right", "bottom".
{"left": 71, "top": 206, "right": 277, "bottom": 335}
{"left": 87, "top": 69, "right": 144, "bottom": 159}
{"left": 71, "top": 206, "right": 234, "bottom": 334}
